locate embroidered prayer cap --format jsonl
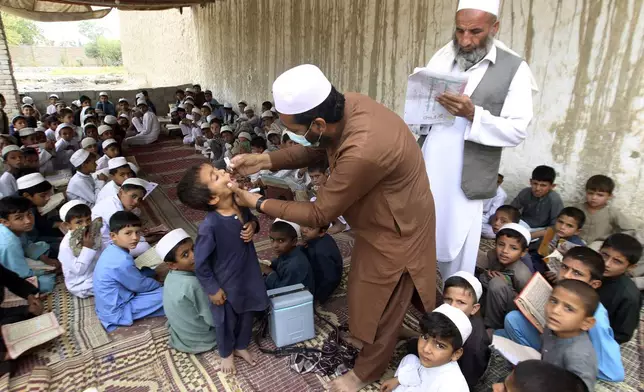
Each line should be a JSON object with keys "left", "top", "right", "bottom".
{"left": 97, "top": 125, "right": 112, "bottom": 135}
{"left": 238, "top": 132, "right": 252, "bottom": 141}
{"left": 223, "top": 103, "right": 233, "bottom": 109}
{"left": 267, "top": 129, "right": 281, "bottom": 138}
{"left": 128, "top": 162, "right": 139, "bottom": 174}
{"left": 21, "top": 103, "right": 33, "bottom": 109}
{"left": 59, "top": 200, "right": 86, "bottom": 221}
{"left": 201, "top": 122, "right": 210, "bottom": 130}
{"left": 103, "top": 115, "right": 118, "bottom": 125}
{"left": 22, "top": 97, "right": 34, "bottom": 105}
{"left": 243, "top": 106, "right": 254, "bottom": 113}
{"left": 273, "top": 64, "right": 332, "bottom": 115}
{"left": 70, "top": 149, "right": 90, "bottom": 168}
{"left": 191, "top": 108, "right": 201, "bottom": 115}
{"left": 49, "top": 94, "right": 59, "bottom": 99}
{"left": 102, "top": 138, "right": 118, "bottom": 150}
{"left": 18, "top": 128, "right": 35, "bottom": 137}
{"left": 449, "top": 271, "right": 483, "bottom": 302}
{"left": 72, "top": 100, "right": 81, "bottom": 107}
{"left": 499, "top": 223, "right": 531, "bottom": 245}
{"left": 238, "top": 100, "right": 247, "bottom": 105}
{"left": 457, "top": 0, "right": 500, "bottom": 16}
{"left": 433, "top": 304, "right": 473, "bottom": 343}
{"left": 108, "top": 156, "right": 128, "bottom": 170}
{"left": 185, "top": 87, "right": 195, "bottom": 93}
{"left": 99, "top": 92, "right": 109, "bottom": 97}
{"left": 273, "top": 218, "right": 301, "bottom": 237}
{"left": 155, "top": 228, "right": 191, "bottom": 261}
{"left": 220, "top": 125, "right": 233, "bottom": 134}
{"left": 17, "top": 172, "right": 46, "bottom": 190}
{"left": 81, "top": 137, "right": 97, "bottom": 149}
{"left": 261, "top": 110, "right": 273, "bottom": 119}
{"left": 136, "top": 98, "right": 148, "bottom": 107}
{"left": 2, "top": 145, "right": 20, "bottom": 157}
{"left": 56, "top": 123, "right": 73, "bottom": 133}
{"left": 118, "top": 98, "right": 128, "bottom": 104}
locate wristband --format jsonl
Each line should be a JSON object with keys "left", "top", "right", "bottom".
{"left": 256, "top": 196, "right": 266, "bottom": 213}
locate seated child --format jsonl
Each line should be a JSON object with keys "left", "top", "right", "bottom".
{"left": 58, "top": 201, "right": 104, "bottom": 298}
{"left": 96, "top": 139, "right": 120, "bottom": 171}
{"left": 0, "top": 145, "right": 22, "bottom": 196}
{"left": 263, "top": 220, "right": 315, "bottom": 292}
{"left": 17, "top": 173, "right": 64, "bottom": 251}
{"left": 308, "top": 162, "right": 349, "bottom": 234}
{"left": 510, "top": 165, "right": 564, "bottom": 239}
{"left": 92, "top": 177, "right": 151, "bottom": 256}
{"left": 300, "top": 224, "right": 342, "bottom": 303}
{"left": 157, "top": 228, "right": 217, "bottom": 354}
{"left": 97, "top": 124, "right": 115, "bottom": 145}
{"left": 43, "top": 115, "right": 59, "bottom": 142}
{"left": 406, "top": 271, "right": 490, "bottom": 389}
{"left": 20, "top": 147, "right": 40, "bottom": 175}
{"left": 380, "top": 304, "right": 471, "bottom": 392}
{"left": 597, "top": 233, "right": 642, "bottom": 344}
{"left": 231, "top": 131, "right": 252, "bottom": 156}
{"left": 67, "top": 150, "right": 104, "bottom": 208}
{"left": 177, "top": 163, "right": 268, "bottom": 374}
{"left": 220, "top": 126, "right": 235, "bottom": 159}
{"left": 531, "top": 206, "right": 586, "bottom": 274}
{"left": 497, "top": 246, "right": 624, "bottom": 382}
{"left": 476, "top": 223, "right": 533, "bottom": 329}
{"left": 266, "top": 129, "right": 281, "bottom": 151}
{"left": 20, "top": 105, "right": 37, "bottom": 128}
{"left": 492, "top": 359, "right": 588, "bottom": 392}
{"left": 575, "top": 175, "right": 640, "bottom": 244}
{"left": 83, "top": 123, "right": 99, "bottom": 142}
{"left": 0, "top": 196, "right": 58, "bottom": 292}
{"left": 93, "top": 211, "right": 164, "bottom": 332}
{"left": 481, "top": 174, "right": 507, "bottom": 232}
{"left": 10, "top": 115, "right": 27, "bottom": 137}
{"left": 54, "top": 123, "right": 78, "bottom": 169}
{"left": 482, "top": 204, "right": 520, "bottom": 240}
{"left": 541, "top": 279, "right": 598, "bottom": 392}
{"left": 96, "top": 157, "right": 132, "bottom": 202}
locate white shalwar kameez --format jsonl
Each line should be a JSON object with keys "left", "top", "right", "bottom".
{"left": 95, "top": 180, "right": 119, "bottom": 203}
{"left": 59, "top": 231, "right": 105, "bottom": 298}
{"left": 67, "top": 171, "right": 105, "bottom": 207}
{"left": 421, "top": 42, "right": 534, "bottom": 278}
{"left": 0, "top": 172, "right": 18, "bottom": 197}
{"left": 125, "top": 112, "right": 160, "bottom": 146}
{"left": 91, "top": 195, "right": 150, "bottom": 257}
{"left": 392, "top": 354, "right": 469, "bottom": 392}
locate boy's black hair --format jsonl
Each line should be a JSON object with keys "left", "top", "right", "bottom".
{"left": 59, "top": 108, "right": 73, "bottom": 117}
{"left": 585, "top": 175, "right": 615, "bottom": 194}
{"left": 308, "top": 160, "right": 329, "bottom": 174}
{"left": 601, "top": 233, "right": 643, "bottom": 265}
{"left": 84, "top": 123, "right": 97, "bottom": 130}
{"left": 270, "top": 221, "right": 298, "bottom": 240}
{"left": 496, "top": 228, "right": 528, "bottom": 250}
{"left": 175, "top": 89, "right": 184, "bottom": 95}
{"left": 250, "top": 136, "right": 267, "bottom": 150}
{"left": 164, "top": 237, "right": 193, "bottom": 262}
{"left": 0, "top": 196, "right": 33, "bottom": 219}
{"left": 79, "top": 95, "right": 90, "bottom": 103}
{"left": 554, "top": 279, "right": 600, "bottom": 317}
{"left": 21, "top": 147, "right": 38, "bottom": 158}
{"left": 262, "top": 101, "right": 273, "bottom": 109}
{"left": 65, "top": 204, "right": 92, "bottom": 223}
{"left": 562, "top": 246, "right": 605, "bottom": 280}
{"left": 43, "top": 115, "right": 59, "bottom": 127}
{"left": 531, "top": 165, "right": 556, "bottom": 184}
{"left": 495, "top": 205, "right": 521, "bottom": 223}
{"left": 109, "top": 164, "right": 130, "bottom": 176}
{"left": 443, "top": 276, "right": 478, "bottom": 304}
{"left": 512, "top": 360, "right": 588, "bottom": 392}
{"left": 192, "top": 84, "right": 200, "bottom": 89}
{"left": 281, "top": 133, "right": 291, "bottom": 143}
{"left": 177, "top": 164, "right": 214, "bottom": 212}
{"left": 293, "top": 86, "right": 345, "bottom": 126}
{"left": 120, "top": 183, "right": 146, "bottom": 194}
{"left": 104, "top": 140, "right": 119, "bottom": 150}
{"left": 19, "top": 180, "right": 53, "bottom": 196}
{"left": 109, "top": 211, "right": 141, "bottom": 233}
{"left": 209, "top": 117, "right": 222, "bottom": 126}
{"left": 558, "top": 206, "right": 586, "bottom": 229}
{"left": 498, "top": 173, "right": 504, "bottom": 180}
{"left": 420, "top": 311, "right": 463, "bottom": 350}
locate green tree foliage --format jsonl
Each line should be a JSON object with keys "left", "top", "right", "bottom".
{"left": 84, "top": 37, "right": 122, "bottom": 66}
{"left": 1, "top": 12, "right": 45, "bottom": 45}
{"left": 78, "top": 21, "right": 107, "bottom": 42}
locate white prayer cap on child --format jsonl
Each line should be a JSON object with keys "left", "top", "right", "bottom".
{"left": 266, "top": 130, "right": 281, "bottom": 138}
{"left": 201, "top": 122, "right": 210, "bottom": 130}
{"left": 122, "top": 178, "right": 148, "bottom": 188}
{"left": 457, "top": 0, "right": 500, "bottom": 16}
{"left": 18, "top": 128, "right": 35, "bottom": 137}
{"left": 59, "top": 200, "right": 86, "bottom": 221}
{"left": 449, "top": 271, "right": 483, "bottom": 302}
{"left": 22, "top": 96, "right": 34, "bottom": 105}
{"left": 49, "top": 94, "right": 59, "bottom": 99}
{"left": 17, "top": 172, "right": 46, "bottom": 190}
{"left": 223, "top": 103, "right": 233, "bottom": 109}
{"left": 238, "top": 100, "right": 247, "bottom": 105}
{"left": 119, "top": 114, "right": 130, "bottom": 120}
{"left": 35, "top": 126, "right": 46, "bottom": 133}
{"left": 103, "top": 115, "right": 118, "bottom": 125}
{"left": 83, "top": 123, "right": 97, "bottom": 132}
{"left": 81, "top": 137, "right": 97, "bottom": 149}
{"left": 136, "top": 98, "right": 148, "bottom": 107}
{"left": 177, "top": 104, "right": 186, "bottom": 110}
{"left": 185, "top": 87, "right": 195, "bottom": 93}
{"left": 155, "top": 228, "right": 191, "bottom": 261}
{"left": 273, "top": 64, "right": 332, "bottom": 115}
{"left": 21, "top": 103, "right": 33, "bottom": 109}
{"left": 56, "top": 123, "right": 73, "bottom": 133}
{"left": 433, "top": 304, "right": 473, "bottom": 343}
{"left": 128, "top": 162, "right": 139, "bottom": 174}
{"left": 2, "top": 145, "right": 20, "bottom": 157}
{"left": 274, "top": 218, "right": 301, "bottom": 238}
{"left": 170, "top": 107, "right": 178, "bottom": 114}
{"left": 499, "top": 223, "right": 531, "bottom": 245}
{"left": 243, "top": 106, "right": 254, "bottom": 113}
{"left": 102, "top": 138, "right": 117, "bottom": 150}
{"left": 108, "top": 156, "right": 128, "bottom": 170}
{"left": 261, "top": 110, "right": 273, "bottom": 119}
{"left": 206, "top": 114, "right": 215, "bottom": 123}
{"left": 118, "top": 98, "right": 128, "bottom": 104}
{"left": 238, "top": 132, "right": 252, "bottom": 141}
{"left": 70, "top": 149, "right": 90, "bottom": 168}
{"left": 72, "top": 100, "right": 81, "bottom": 106}
{"left": 136, "top": 92, "right": 144, "bottom": 99}
{"left": 220, "top": 125, "right": 233, "bottom": 134}
{"left": 202, "top": 103, "right": 212, "bottom": 110}
{"left": 97, "top": 125, "right": 112, "bottom": 135}
{"left": 99, "top": 92, "right": 109, "bottom": 97}
{"left": 186, "top": 114, "right": 194, "bottom": 121}
{"left": 191, "top": 108, "right": 201, "bottom": 115}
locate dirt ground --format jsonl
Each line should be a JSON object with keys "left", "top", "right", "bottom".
{"left": 14, "top": 66, "right": 143, "bottom": 92}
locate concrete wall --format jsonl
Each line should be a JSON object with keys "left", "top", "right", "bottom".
{"left": 8, "top": 46, "right": 101, "bottom": 67}
{"left": 0, "top": 15, "right": 20, "bottom": 112}
{"left": 119, "top": 0, "right": 644, "bottom": 218}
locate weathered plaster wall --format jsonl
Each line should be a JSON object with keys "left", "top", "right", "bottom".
{"left": 120, "top": 0, "right": 644, "bottom": 218}
{"left": 0, "top": 14, "right": 20, "bottom": 112}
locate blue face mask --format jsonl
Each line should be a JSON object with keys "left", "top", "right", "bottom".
{"left": 287, "top": 131, "right": 313, "bottom": 147}
{"left": 293, "top": 121, "right": 323, "bottom": 147}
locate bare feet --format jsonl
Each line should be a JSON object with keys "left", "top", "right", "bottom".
{"left": 234, "top": 349, "right": 258, "bottom": 366}
{"left": 329, "top": 371, "right": 368, "bottom": 392}
{"left": 221, "top": 354, "right": 236, "bottom": 374}
{"left": 340, "top": 331, "right": 365, "bottom": 350}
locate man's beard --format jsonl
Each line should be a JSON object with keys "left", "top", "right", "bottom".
{"left": 453, "top": 34, "right": 494, "bottom": 71}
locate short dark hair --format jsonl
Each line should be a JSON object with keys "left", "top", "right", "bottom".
{"left": 512, "top": 360, "right": 588, "bottom": 392}
{"left": 250, "top": 137, "right": 267, "bottom": 150}
{"left": 192, "top": 84, "right": 200, "bottom": 89}
{"left": 164, "top": 237, "right": 193, "bottom": 262}
{"left": 141, "top": 90, "right": 149, "bottom": 96}
{"left": 444, "top": 276, "right": 478, "bottom": 304}
{"left": 0, "top": 196, "right": 33, "bottom": 219}
{"left": 175, "top": 89, "right": 184, "bottom": 95}
{"left": 59, "top": 108, "right": 73, "bottom": 117}
{"left": 563, "top": 246, "right": 605, "bottom": 280}
{"left": 308, "top": 160, "right": 329, "bottom": 174}
{"left": 177, "top": 164, "right": 214, "bottom": 211}
{"left": 109, "top": 164, "right": 130, "bottom": 176}
{"left": 281, "top": 133, "right": 291, "bottom": 143}
{"left": 495, "top": 205, "right": 520, "bottom": 223}
{"left": 209, "top": 117, "right": 222, "bottom": 126}
{"left": 496, "top": 228, "right": 528, "bottom": 250}
{"left": 293, "top": 86, "right": 345, "bottom": 126}
{"left": 21, "top": 147, "right": 38, "bottom": 158}
{"left": 420, "top": 311, "right": 463, "bottom": 350}
{"left": 262, "top": 101, "right": 273, "bottom": 109}
{"left": 601, "top": 233, "right": 643, "bottom": 265}
{"left": 19, "top": 180, "right": 53, "bottom": 196}
{"left": 585, "top": 175, "right": 614, "bottom": 194}
{"left": 532, "top": 165, "right": 556, "bottom": 183}
{"left": 554, "top": 279, "right": 600, "bottom": 317}
{"left": 270, "top": 221, "right": 298, "bottom": 240}
{"left": 79, "top": 95, "right": 90, "bottom": 103}
{"left": 120, "top": 183, "right": 146, "bottom": 194}
{"left": 109, "top": 211, "right": 141, "bottom": 233}
{"left": 43, "top": 116, "right": 60, "bottom": 127}
{"left": 558, "top": 206, "right": 586, "bottom": 229}
{"left": 498, "top": 173, "right": 504, "bottom": 180}
{"left": 65, "top": 204, "right": 91, "bottom": 223}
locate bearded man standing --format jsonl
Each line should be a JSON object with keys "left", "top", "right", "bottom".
{"left": 420, "top": 0, "right": 537, "bottom": 278}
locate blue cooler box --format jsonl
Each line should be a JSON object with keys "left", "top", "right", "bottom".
{"left": 267, "top": 284, "right": 315, "bottom": 347}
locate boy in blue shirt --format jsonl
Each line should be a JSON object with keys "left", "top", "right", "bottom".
{"left": 263, "top": 220, "right": 315, "bottom": 293}
{"left": 300, "top": 223, "right": 342, "bottom": 303}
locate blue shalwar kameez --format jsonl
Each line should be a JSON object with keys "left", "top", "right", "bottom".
{"left": 0, "top": 225, "right": 56, "bottom": 293}
{"left": 266, "top": 247, "right": 315, "bottom": 293}
{"left": 301, "top": 233, "right": 343, "bottom": 303}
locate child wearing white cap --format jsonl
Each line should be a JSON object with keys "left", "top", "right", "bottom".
{"left": 81, "top": 137, "right": 98, "bottom": 155}
{"left": 381, "top": 304, "right": 471, "bottom": 392}
{"left": 17, "top": 173, "right": 64, "bottom": 250}
{"left": 158, "top": 228, "right": 217, "bottom": 354}
{"left": 263, "top": 219, "right": 315, "bottom": 291}
{"left": 95, "top": 157, "right": 133, "bottom": 203}
{"left": 95, "top": 139, "right": 121, "bottom": 171}
{"left": 57, "top": 201, "right": 104, "bottom": 298}
{"left": 54, "top": 123, "right": 79, "bottom": 169}
{"left": 83, "top": 123, "right": 99, "bottom": 142}
{"left": 0, "top": 146, "right": 22, "bottom": 196}
{"left": 124, "top": 98, "right": 161, "bottom": 147}
{"left": 96, "top": 93, "right": 116, "bottom": 116}
{"left": 46, "top": 94, "right": 59, "bottom": 115}
{"left": 67, "top": 150, "right": 104, "bottom": 208}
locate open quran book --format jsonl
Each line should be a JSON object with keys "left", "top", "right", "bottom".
{"left": 26, "top": 258, "right": 57, "bottom": 272}
{"left": 513, "top": 272, "right": 552, "bottom": 333}
{"left": 491, "top": 335, "right": 541, "bottom": 365}
{"left": 134, "top": 246, "right": 163, "bottom": 269}
{"left": 2, "top": 276, "right": 38, "bottom": 308}
{"left": 1, "top": 312, "right": 64, "bottom": 359}
{"left": 38, "top": 192, "right": 66, "bottom": 215}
